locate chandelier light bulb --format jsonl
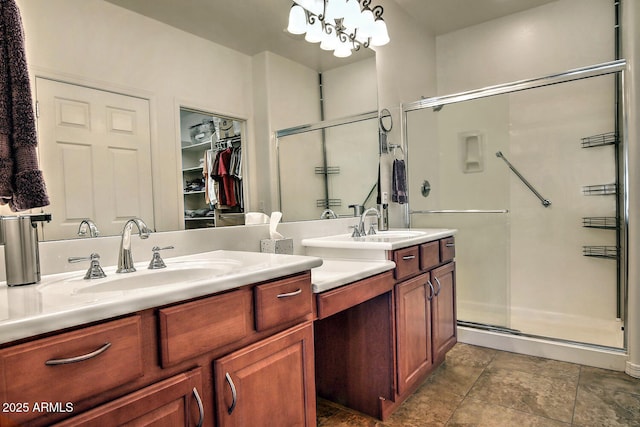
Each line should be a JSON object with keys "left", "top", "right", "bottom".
{"left": 305, "top": 18, "right": 323, "bottom": 43}
{"left": 333, "top": 38, "right": 353, "bottom": 57}
{"left": 342, "top": 0, "right": 362, "bottom": 29}
{"left": 370, "top": 18, "right": 390, "bottom": 46}
{"left": 288, "top": 0, "right": 389, "bottom": 57}
{"left": 287, "top": 5, "right": 308, "bottom": 35}
{"left": 320, "top": 30, "right": 339, "bottom": 51}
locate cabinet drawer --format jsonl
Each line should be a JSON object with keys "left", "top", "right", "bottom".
{"left": 255, "top": 272, "right": 312, "bottom": 331}
{"left": 392, "top": 246, "right": 420, "bottom": 281}
{"left": 0, "top": 316, "right": 143, "bottom": 424}
{"left": 159, "top": 289, "right": 253, "bottom": 367}
{"left": 420, "top": 241, "right": 440, "bottom": 271}
{"left": 54, "top": 368, "right": 204, "bottom": 427}
{"left": 440, "top": 237, "right": 456, "bottom": 262}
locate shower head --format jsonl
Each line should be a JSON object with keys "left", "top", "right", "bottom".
{"left": 496, "top": 151, "right": 503, "bottom": 158}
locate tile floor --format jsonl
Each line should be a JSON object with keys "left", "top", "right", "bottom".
{"left": 316, "top": 343, "right": 640, "bottom": 426}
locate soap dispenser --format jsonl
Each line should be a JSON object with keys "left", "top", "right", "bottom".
{"left": 0, "top": 214, "right": 51, "bottom": 286}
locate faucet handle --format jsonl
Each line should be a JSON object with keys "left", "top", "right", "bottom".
{"left": 368, "top": 222, "right": 377, "bottom": 235}
{"left": 68, "top": 253, "right": 107, "bottom": 280}
{"left": 349, "top": 225, "right": 362, "bottom": 238}
{"left": 148, "top": 246, "right": 174, "bottom": 270}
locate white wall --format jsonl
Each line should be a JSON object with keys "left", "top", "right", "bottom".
{"left": 436, "top": 0, "right": 614, "bottom": 93}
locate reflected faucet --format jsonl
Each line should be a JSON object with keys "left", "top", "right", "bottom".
{"left": 355, "top": 207, "right": 380, "bottom": 237}
{"left": 117, "top": 218, "right": 151, "bottom": 273}
{"left": 320, "top": 209, "right": 338, "bottom": 219}
{"left": 77, "top": 219, "right": 100, "bottom": 238}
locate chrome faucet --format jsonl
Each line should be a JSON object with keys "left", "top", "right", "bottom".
{"left": 320, "top": 208, "right": 338, "bottom": 219}
{"left": 355, "top": 207, "right": 380, "bottom": 237}
{"left": 77, "top": 219, "right": 100, "bottom": 238}
{"left": 117, "top": 218, "right": 151, "bottom": 273}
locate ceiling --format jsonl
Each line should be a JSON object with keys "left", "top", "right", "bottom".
{"left": 104, "top": 0, "right": 557, "bottom": 72}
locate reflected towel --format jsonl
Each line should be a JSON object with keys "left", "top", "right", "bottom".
{"left": 392, "top": 159, "right": 407, "bottom": 204}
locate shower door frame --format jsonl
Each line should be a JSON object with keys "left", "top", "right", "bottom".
{"left": 401, "top": 59, "right": 629, "bottom": 348}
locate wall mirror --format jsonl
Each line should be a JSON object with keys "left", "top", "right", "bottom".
{"left": 276, "top": 112, "right": 380, "bottom": 222}
{"left": 13, "top": 0, "right": 378, "bottom": 240}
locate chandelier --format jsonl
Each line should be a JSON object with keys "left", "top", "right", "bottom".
{"left": 287, "top": 0, "right": 390, "bottom": 58}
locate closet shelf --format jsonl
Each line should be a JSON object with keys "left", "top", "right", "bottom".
{"left": 582, "top": 245, "right": 618, "bottom": 259}
{"left": 582, "top": 217, "right": 618, "bottom": 229}
{"left": 182, "top": 139, "right": 212, "bottom": 151}
{"left": 581, "top": 132, "right": 618, "bottom": 148}
{"left": 582, "top": 183, "right": 616, "bottom": 196}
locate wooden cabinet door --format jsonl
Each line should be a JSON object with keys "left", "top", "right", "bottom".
{"left": 214, "top": 322, "right": 316, "bottom": 427}
{"left": 395, "top": 273, "right": 432, "bottom": 395}
{"left": 54, "top": 368, "right": 205, "bottom": 427}
{"left": 432, "top": 262, "right": 457, "bottom": 364}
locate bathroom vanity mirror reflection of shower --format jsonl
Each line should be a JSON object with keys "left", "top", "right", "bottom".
{"left": 276, "top": 114, "right": 380, "bottom": 222}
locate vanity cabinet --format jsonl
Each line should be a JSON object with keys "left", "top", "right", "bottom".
{"left": 0, "top": 271, "right": 315, "bottom": 427}
{"left": 395, "top": 273, "right": 433, "bottom": 395}
{"left": 214, "top": 322, "right": 315, "bottom": 427}
{"left": 394, "top": 238, "right": 456, "bottom": 403}
{"left": 314, "top": 236, "right": 456, "bottom": 421}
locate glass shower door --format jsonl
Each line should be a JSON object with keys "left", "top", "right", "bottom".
{"left": 404, "top": 68, "right": 624, "bottom": 348}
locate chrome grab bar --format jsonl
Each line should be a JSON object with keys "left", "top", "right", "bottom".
{"left": 496, "top": 151, "right": 551, "bottom": 208}
{"left": 411, "top": 209, "right": 509, "bottom": 214}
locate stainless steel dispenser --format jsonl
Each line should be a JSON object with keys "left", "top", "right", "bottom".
{"left": 1, "top": 214, "right": 51, "bottom": 286}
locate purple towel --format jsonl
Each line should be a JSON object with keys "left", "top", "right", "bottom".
{"left": 0, "top": 0, "right": 49, "bottom": 211}
{"left": 392, "top": 159, "right": 407, "bottom": 204}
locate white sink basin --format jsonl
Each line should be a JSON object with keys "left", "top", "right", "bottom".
{"left": 301, "top": 228, "right": 455, "bottom": 251}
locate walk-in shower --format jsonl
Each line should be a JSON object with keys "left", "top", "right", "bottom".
{"left": 403, "top": 60, "right": 627, "bottom": 351}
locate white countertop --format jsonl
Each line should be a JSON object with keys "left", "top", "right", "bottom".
{"left": 301, "top": 228, "right": 456, "bottom": 251}
{"left": 0, "top": 250, "right": 322, "bottom": 345}
{"left": 311, "top": 258, "right": 396, "bottom": 293}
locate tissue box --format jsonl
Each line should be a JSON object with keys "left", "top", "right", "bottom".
{"left": 260, "top": 238, "right": 293, "bottom": 255}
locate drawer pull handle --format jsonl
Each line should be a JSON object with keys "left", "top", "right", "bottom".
{"left": 192, "top": 387, "right": 204, "bottom": 427}
{"left": 277, "top": 288, "right": 302, "bottom": 298}
{"left": 402, "top": 255, "right": 416, "bottom": 260}
{"left": 427, "top": 280, "right": 435, "bottom": 301}
{"left": 446, "top": 243, "right": 455, "bottom": 248}
{"left": 434, "top": 277, "right": 442, "bottom": 296}
{"left": 225, "top": 372, "right": 237, "bottom": 415}
{"left": 45, "top": 342, "right": 112, "bottom": 366}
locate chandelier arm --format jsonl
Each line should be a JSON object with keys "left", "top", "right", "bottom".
{"left": 361, "top": 0, "right": 372, "bottom": 10}
{"left": 372, "top": 5, "right": 384, "bottom": 20}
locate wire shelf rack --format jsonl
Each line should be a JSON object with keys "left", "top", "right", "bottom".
{"left": 316, "top": 199, "right": 341, "bottom": 208}
{"left": 582, "top": 245, "right": 618, "bottom": 259}
{"left": 581, "top": 132, "right": 618, "bottom": 148}
{"left": 582, "top": 217, "right": 619, "bottom": 229}
{"left": 314, "top": 166, "right": 341, "bottom": 175}
{"left": 582, "top": 183, "right": 617, "bottom": 196}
